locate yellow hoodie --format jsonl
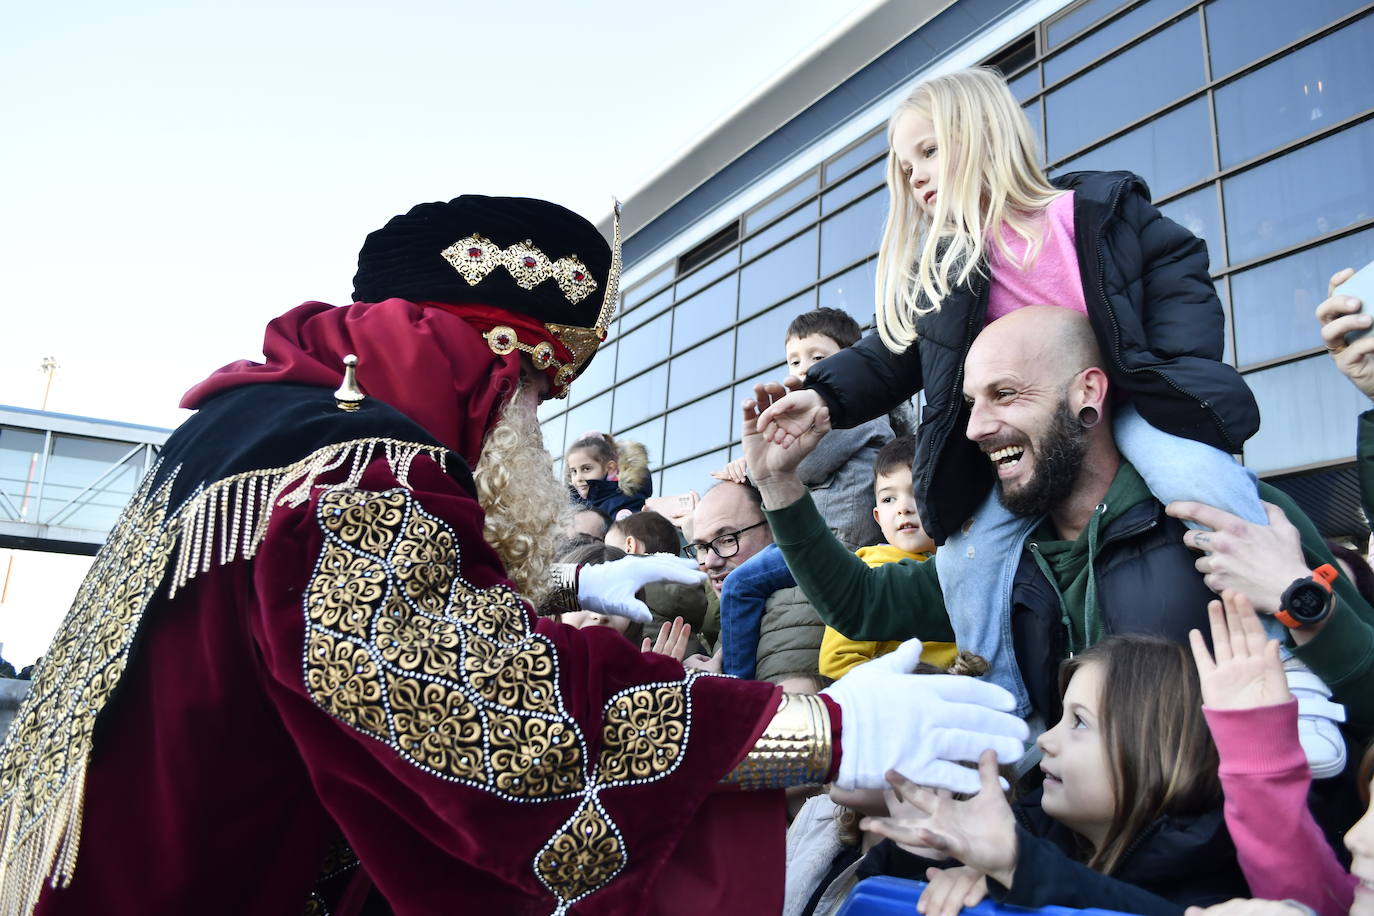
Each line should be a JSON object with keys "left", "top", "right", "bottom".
{"left": 817, "top": 544, "right": 958, "bottom": 679}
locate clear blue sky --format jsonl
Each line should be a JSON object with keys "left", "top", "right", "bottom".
{"left": 1, "top": 0, "right": 878, "bottom": 427}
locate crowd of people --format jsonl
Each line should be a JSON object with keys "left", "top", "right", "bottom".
{"left": 0, "top": 64, "right": 1370, "bottom": 916}
{"left": 549, "top": 68, "right": 1374, "bottom": 915}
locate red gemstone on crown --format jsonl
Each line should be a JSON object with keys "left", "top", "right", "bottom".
{"left": 467, "top": 248, "right": 482, "bottom": 258}
{"left": 573, "top": 271, "right": 584, "bottom": 281}
{"left": 523, "top": 256, "right": 537, "bottom": 268}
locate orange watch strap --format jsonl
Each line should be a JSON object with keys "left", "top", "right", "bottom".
{"left": 1276, "top": 564, "right": 1337, "bottom": 629}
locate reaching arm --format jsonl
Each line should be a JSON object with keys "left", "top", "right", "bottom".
{"left": 803, "top": 331, "right": 924, "bottom": 429}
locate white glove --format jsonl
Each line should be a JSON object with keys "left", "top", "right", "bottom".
{"left": 821, "top": 639, "right": 1028, "bottom": 793}
{"left": 576, "top": 553, "right": 705, "bottom": 623}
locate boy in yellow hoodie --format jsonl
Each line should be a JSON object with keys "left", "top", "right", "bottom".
{"left": 819, "top": 436, "right": 957, "bottom": 678}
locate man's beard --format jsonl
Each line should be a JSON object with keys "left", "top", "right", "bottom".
{"left": 995, "top": 396, "right": 1089, "bottom": 518}
{"left": 472, "top": 386, "right": 570, "bottom": 606}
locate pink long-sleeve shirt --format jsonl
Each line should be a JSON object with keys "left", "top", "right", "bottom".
{"left": 1203, "top": 701, "right": 1356, "bottom": 916}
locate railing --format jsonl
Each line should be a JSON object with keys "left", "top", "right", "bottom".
{"left": 837, "top": 877, "right": 1138, "bottom": 916}
{"left": 0, "top": 405, "right": 173, "bottom": 554}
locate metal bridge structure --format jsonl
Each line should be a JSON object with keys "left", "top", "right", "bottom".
{"left": 0, "top": 405, "right": 173, "bottom": 555}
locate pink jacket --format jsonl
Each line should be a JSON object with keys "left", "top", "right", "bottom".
{"left": 1203, "top": 701, "right": 1356, "bottom": 916}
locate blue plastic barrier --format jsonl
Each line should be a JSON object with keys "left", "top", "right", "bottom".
{"left": 835, "top": 876, "right": 1139, "bottom": 916}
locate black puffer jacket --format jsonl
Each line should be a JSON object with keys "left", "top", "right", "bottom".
{"left": 803, "top": 171, "right": 1261, "bottom": 544}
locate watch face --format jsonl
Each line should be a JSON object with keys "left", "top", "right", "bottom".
{"left": 1287, "top": 583, "right": 1329, "bottom": 622}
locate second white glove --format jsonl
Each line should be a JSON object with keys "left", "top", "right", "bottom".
{"left": 821, "top": 638, "right": 1028, "bottom": 793}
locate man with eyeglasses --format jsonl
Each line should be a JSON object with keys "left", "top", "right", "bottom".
{"left": 686, "top": 481, "right": 774, "bottom": 594}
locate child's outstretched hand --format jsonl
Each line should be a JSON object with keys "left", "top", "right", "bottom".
{"left": 1186, "top": 899, "right": 1311, "bottom": 916}
{"left": 1188, "top": 590, "right": 1290, "bottom": 711}
{"left": 641, "top": 616, "right": 693, "bottom": 661}
{"left": 860, "top": 750, "right": 1017, "bottom": 889}
{"left": 918, "top": 866, "right": 987, "bottom": 916}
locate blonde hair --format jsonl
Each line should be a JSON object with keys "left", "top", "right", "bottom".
{"left": 876, "top": 67, "right": 1061, "bottom": 352}
{"left": 473, "top": 384, "right": 570, "bottom": 606}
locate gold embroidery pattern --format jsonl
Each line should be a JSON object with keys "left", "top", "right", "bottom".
{"left": 534, "top": 797, "right": 626, "bottom": 904}
{"left": 596, "top": 684, "right": 689, "bottom": 787}
{"left": 0, "top": 438, "right": 448, "bottom": 916}
{"left": 305, "top": 487, "right": 586, "bottom": 800}
{"left": 0, "top": 470, "right": 179, "bottom": 912}
{"left": 440, "top": 234, "right": 598, "bottom": 305}
{"left": 303, "top": 488, "right": 698, "bottom": 914}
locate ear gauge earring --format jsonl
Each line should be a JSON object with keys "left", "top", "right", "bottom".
{"left": 1078, "top": 405, "right": 1100, "bottom": 429}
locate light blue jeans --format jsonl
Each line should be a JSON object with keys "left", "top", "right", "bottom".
{"left": 935, "top": 404, "right": 1273, "bottom": 716}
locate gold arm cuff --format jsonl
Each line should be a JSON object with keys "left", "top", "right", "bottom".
{"left": 546, "top": 563, "right": 580, "bottom": 613}
{"left": 720, "top": 693, "right": 832, "bottom": 789}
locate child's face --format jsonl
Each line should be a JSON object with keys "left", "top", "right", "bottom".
{"left": 1347, "top": 774, "right": 1374, "bottom": 914}
{"left": 891, "top": 111, "right": 941, "bottom": 217}
{"left": 873, "top": 467, "right": 934, "bottom": 555}
{"left": 559, "top": 609, "right": 631, "bottom": 636}
{"left": 566, "top": 448, "right": 610, "bottom": 498}
{"left": 1035, "top": 662, "right": 1116, "bottom": 850}
{"left": 785, "top": 333, "right": 842, "bottom": 381}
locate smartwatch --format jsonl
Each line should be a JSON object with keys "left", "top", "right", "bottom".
{"left": 1276, "top": 564, "right": 1338, "bottom": 629}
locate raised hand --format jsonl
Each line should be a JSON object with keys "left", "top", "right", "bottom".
{"left": 740, "top": 381, "right": 830, "bottom": 509}
{"left": 1315, "top": 267, "right": 1374, "bottom": 401}
{"left": 683, "top": 646, "right": 723, "bottom": 673}
{"left": 1185, "top": 899, "right": 1312, "bottom": 916}
{"left": 577, "top": 554, "right": 705, "bottom": 623}
{"left": 861, "top": 751, "right": 1018, "bottom": 888}
{"left": 753, "top": 382, "right": 827, "bottom": 449}
{"left": 918, "top": 866, "right": 988, "bottom": 916}
{"left": 1189, "top": 590, "right": 1290, "bottom": 711}
{"left": 710, "top": 457, "right": 750, "bottom": 484}
{"left": 641, "top": 616, "right": 693, "bottom": 661}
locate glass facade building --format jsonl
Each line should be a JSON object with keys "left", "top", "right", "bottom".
{"left": 542, "top": 0, "right": 1373, "bottom": 535}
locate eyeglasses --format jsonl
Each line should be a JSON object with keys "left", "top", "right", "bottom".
{"left": 682, "top": 520, "right": 768, "bottom": 561}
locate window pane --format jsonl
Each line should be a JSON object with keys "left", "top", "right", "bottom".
{"left": 737, "top": 291, "right": 815, "bottom": 377}
{"left": 1, "top": 428, "right": 46, "bottom": 521}
{"left": 615, "top": 311, "right": 671, "bottom": 380}
{"left": 669, "top": 333, "right": 736, "bottom": 407}
{"left": 676, "top": 246, "right": 739, "bottom": 300}
{"left": 1045, "top": 0, "right": 1195, "bottom": 85}
{"left": 615, "top": 416, "right": 665, "bottom": 469}
{"left": 661, "top": 447, "right": 730, "bottom": 497}
{"left": 745, "top": 172, "right": 820, "bottom": 233}
{"left": 1045, "top": 15, "right": 1204, "bottom": 162}
{"left": 826, "top": 130, "right": 888, "bottom": 184}
{"left": 1243, "top": 356, "right": 1370, "bottom": 472}
{"left": 572, "top": 339, "right": 617, "bottom": 402}
{"left": 1232, "top": 226, "right": 1374, "bottom": 365}
{"left": 818, "top": 260, "right": 877, "bottom": 328}
{"left": 1008, "top": 65, "right": 1040, "bottom": 102}
{"left": 738, "top": 228, "right": 818, "bottom": 319}
{"left": 1207, "top": 0, "right": 1360, "bottom": 78}
{"left": 1159, "top": 184, "right": 1224, "bottom": 269}
{"left": 1057, "top": 98, "right": 1212, "bottom": 196}
{"left": 820, "top": 190, "right": 884, "bottom": 278}
{"left": 611, "top": 365, "right": 668, "bottom": 430}
{"left": 672, "top": 274, "right": 737, "bottom": 351}
{"left": 622, "top": 286, "right": 669, "bottom": 333}
{"left": 541, "top": 412, "right": 568, "bottom": 458}
{"left": 1048, "top": 0, "right": 1129, "bottom": 48}
{"left": 1024, "top": 100, "right": 1044, "bottom": 163}
{"left": 563, "top": 392, "right": 613, "bottom": 447}
{"left": 1214, "top": 15, "right": 1374, "bottom": 168}
{"left": 663, "top": 392, "right": 733, "bottom": 466}
{"left": 625, "top": 263, "right": 673, "bottom": 308}
{"left": 821, "top": 160, "right": 885, "bottom": 215}
{"left": 1224, "top": 120, "right": 1374, "bottom": 265}
{"left": 742, "top": 200, "right": 819, "bottom": 260}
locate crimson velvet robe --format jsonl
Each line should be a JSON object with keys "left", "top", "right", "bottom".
{"left": 2, "top": 296, "right": 795, "bottom": 915}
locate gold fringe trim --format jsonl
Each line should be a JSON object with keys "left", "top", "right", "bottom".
{"left": 0, "top": 437, "right": 450, "bottom": 913}
{"left": 167, "top": 438, "right": 449, "bottom": 598}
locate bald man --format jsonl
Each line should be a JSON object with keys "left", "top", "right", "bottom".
{"left": 742, "top": 308, "right": 1225, "bottom": 726}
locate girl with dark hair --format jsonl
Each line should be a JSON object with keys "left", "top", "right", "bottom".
{"left": 863, "top": 635, "right": 1247, "bottom": 915}
{"left": 565, "top": 432, "right": 652, "bottom": 519}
